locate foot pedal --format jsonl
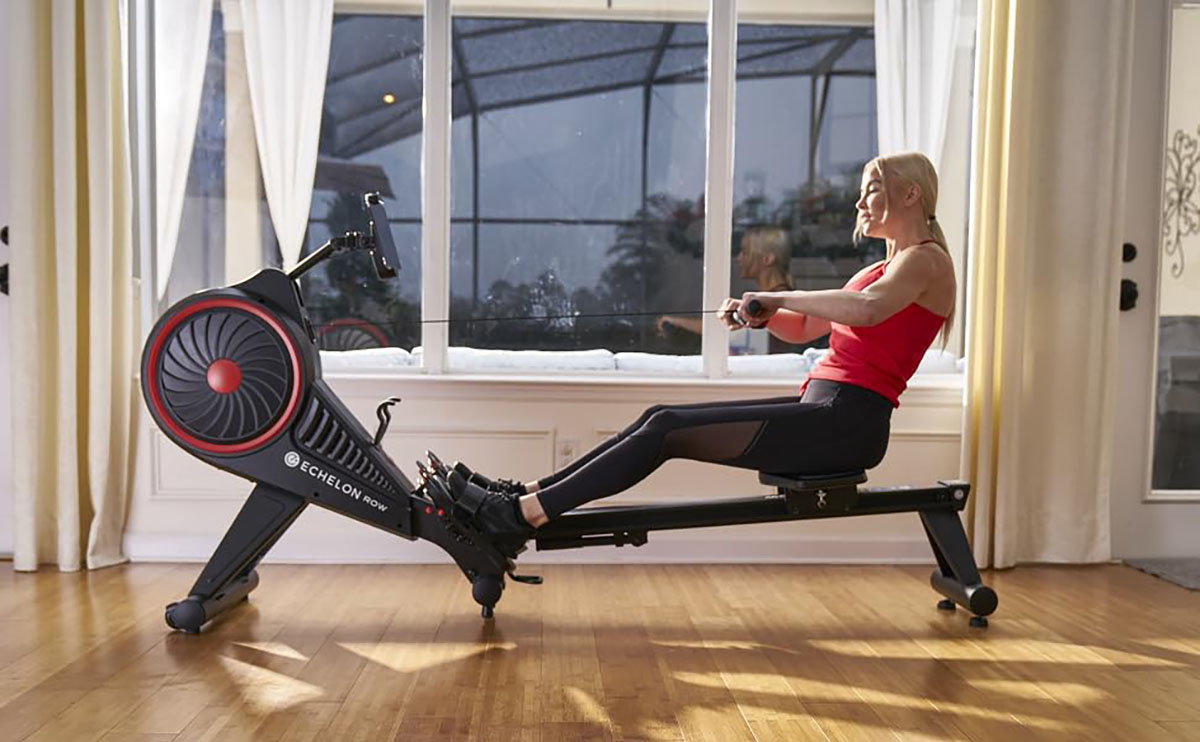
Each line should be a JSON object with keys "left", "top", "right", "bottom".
{"left": 510, "top": 573, "right": 543, "bottom": 585}
{"left": 418, "top": 464, "right": 466, "bottom": 536}
{"left": 426, "top": 450, "right": 449, "bottom": 478}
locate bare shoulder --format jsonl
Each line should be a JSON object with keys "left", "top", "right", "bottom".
{"left": 893, "top": 242, "right": 949, "bottom": 272}
{"left": 894, "top": 242, "right": 956, "bottom": 314}
{"left": 890, "top": 243, "right": 954, "bottom": 286}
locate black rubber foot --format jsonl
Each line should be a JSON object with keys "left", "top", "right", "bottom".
{"left": 164, "top": 599, "right": 206, "bottom": 634}
{"left": 481, "top": 604, "right": 494, "bottom": 619}
{"left": 969, "top": 616, "right": 989, "bottom": 628}
{"left": 937, "top": 599, "right": 956, "bottom": 612}
{"left": 471, "top": 575, "right": 503, "bottom": 610}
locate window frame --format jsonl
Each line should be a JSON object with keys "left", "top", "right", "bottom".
{"left": 135, "top": 0, "right": 966, "bottom": 388}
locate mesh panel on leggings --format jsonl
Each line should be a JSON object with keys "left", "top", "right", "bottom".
{"left": 662, "top": 420, "right": 764, "bottom": 462}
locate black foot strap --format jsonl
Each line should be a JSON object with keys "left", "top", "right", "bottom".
{"left": 453, "top": 478, "right": 489, "bottom": 520}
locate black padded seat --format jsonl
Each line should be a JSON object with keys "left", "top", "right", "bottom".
{"left": 758, "top": 470, "right": 867, "bottom": 491}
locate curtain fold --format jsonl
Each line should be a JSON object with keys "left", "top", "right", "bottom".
{"left": 8, "top": 0, "right": 136, "bottom": 571}
{"left": 240, "top": 0, "right": 334, "bottom": 270}
{"left": 874, "top": 0, "right": 964, "bottom": 169}
{"left": 153, "top": 0, "right": 213, "bottom": 299}
{"left": 960, "top": 0, "right": 1134, "bottom": 568}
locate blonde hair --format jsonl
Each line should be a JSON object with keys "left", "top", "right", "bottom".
{"left": 855, "top": 151, "right": 955, "bottom": 345}
{"left": 741, "top": 226, "right": 793, "bottom": 289}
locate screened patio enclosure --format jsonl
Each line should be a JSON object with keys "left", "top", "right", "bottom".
{"left": 305, "top": 16, "right": 878, "bottom": 354}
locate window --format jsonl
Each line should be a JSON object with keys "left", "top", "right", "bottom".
{"left": 443, "top": 18, "right": 708, "bottom": 364}
{"left": 149, "top": 2, "right": 969, "bottom": 380}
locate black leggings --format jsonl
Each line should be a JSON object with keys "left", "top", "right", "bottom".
{"left": 534, "top": 379, "right": 893, "bottom": 519}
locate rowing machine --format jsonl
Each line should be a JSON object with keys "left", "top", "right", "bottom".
{"left": 141, "top": 193, "right": 996, "bottom": 632}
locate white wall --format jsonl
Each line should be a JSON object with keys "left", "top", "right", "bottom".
{"left": 124, "top": 375, "right": 964, "bottom": 564}
{"left": 0, "top": 0, "right": 15, "bottom": 558}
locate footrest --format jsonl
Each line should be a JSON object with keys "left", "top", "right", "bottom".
{"left": 758, "top": 470, "right": 867, "bottom": 491}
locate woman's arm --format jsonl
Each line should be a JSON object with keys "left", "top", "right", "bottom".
{"left": 764, "top": 309, "right": 832, "bottom": 344}
{"left": 655, "top": 315, "right": 703, "bottom": 336}
{"left": 743, "top": 245, "right": 942, "bottom": 327}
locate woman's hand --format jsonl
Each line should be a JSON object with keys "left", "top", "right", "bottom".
{"left": 738, "top": 292, "right": 778, "bottom": 328}
{"left": 655, "top": 315, "right": 671, "bottom": 337}
{"left": 718, "top": 297, "right": 746, "bottom": 329}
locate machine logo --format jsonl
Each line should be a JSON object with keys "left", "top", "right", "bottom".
{"left": 285, "top": 451, "right": 389, "bottom": 514}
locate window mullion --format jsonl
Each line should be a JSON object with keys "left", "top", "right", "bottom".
{"left": 131, "top": 0, "right": 156, "bottom": 347}
{"left": 702, "top": 0, "right": 737, "bottom": 378}
{"left": 421, "top": 0, "right": 452, "bottom": 373}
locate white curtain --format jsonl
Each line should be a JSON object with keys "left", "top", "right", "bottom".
{"left": 874, "top": 0, "right": 964, "bottom": 168}
{"left": 8, "top": 0, "right": 136, "bottom": 571}
{"left": 960, "top": 0, "right": 1132, "bottom": 568}
{"left": 154, "top": 0, "right": 213, "bottom": 299}
{"left": 240, "top": 0, "right": 334, "bottom": 270}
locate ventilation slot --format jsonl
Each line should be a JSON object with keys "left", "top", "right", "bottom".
{"left": 296, "top": 397, "right": 395, "bottom": 495}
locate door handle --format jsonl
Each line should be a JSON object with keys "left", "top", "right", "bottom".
{"left": 1120, "top": 278, "right": 1138, "bottom": 311}
{"left": 1119, "top": 242, "right": 1137, "bottom": 311}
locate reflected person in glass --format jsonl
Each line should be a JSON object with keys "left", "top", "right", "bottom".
{"left": 442, "top": 152, "right": 958, "bottom": 560}
{"left": 655, "top": 226, "right": 795, "bottom": 345}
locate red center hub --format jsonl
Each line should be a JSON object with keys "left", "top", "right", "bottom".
{"left": 206, "top": 358, "right": 242, "bottom": 394}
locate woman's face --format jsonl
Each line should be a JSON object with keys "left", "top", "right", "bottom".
{"left": 856, "top": 164, "right": 887, "bottom": 239}
{"left": 735, "top": 239, "right": 760, "bottom": 279}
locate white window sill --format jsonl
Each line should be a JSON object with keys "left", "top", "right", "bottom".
{"left": 319, "top": 348, "right": 965, "bottom": 395}
{"left": 324, "top": 365, "right": 964, "bottom": 385}
{"left": 321, "top": 364, "right": 965, "bottom": 409}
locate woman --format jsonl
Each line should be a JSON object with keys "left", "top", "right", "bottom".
{"left": 444, "top": 152, "right": 957, "bottom": 558}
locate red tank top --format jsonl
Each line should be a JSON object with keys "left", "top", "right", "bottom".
{"left": 801, "top": 260, "right": 947, "bottom": 407}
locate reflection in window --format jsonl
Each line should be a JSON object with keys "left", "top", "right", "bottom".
{"left": 304, "top": 15, "right": 425, "bottom": 352}
{"left": 728, "top": 25, "right": 884, "bottom": 361}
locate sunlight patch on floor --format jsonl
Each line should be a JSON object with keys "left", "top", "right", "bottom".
{"left": 672, "top": 671, "right": 1085, "bottom": 734}
{"left": 230, "top": 641, "right": 310, "bottom": 662}
{"left": 338, "top": 641, "right": 517, "bottom": 673}
{"left": 218, "top": 655, "right": 325, "bottom": 714}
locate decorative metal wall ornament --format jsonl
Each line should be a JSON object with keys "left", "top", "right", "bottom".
{"left": 1164, "top": 126, "right": 1200, "bottom": 279}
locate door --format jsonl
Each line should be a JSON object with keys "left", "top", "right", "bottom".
{"left": 0, "top": 0, "right": 13, "bottom": 556}
{"left": 1111, "top": 0, "right": 1200, "bottom": 558}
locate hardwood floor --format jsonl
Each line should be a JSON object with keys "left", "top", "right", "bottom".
{"left": 1, "top": 561, "right": 1198, "bottom": 741}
